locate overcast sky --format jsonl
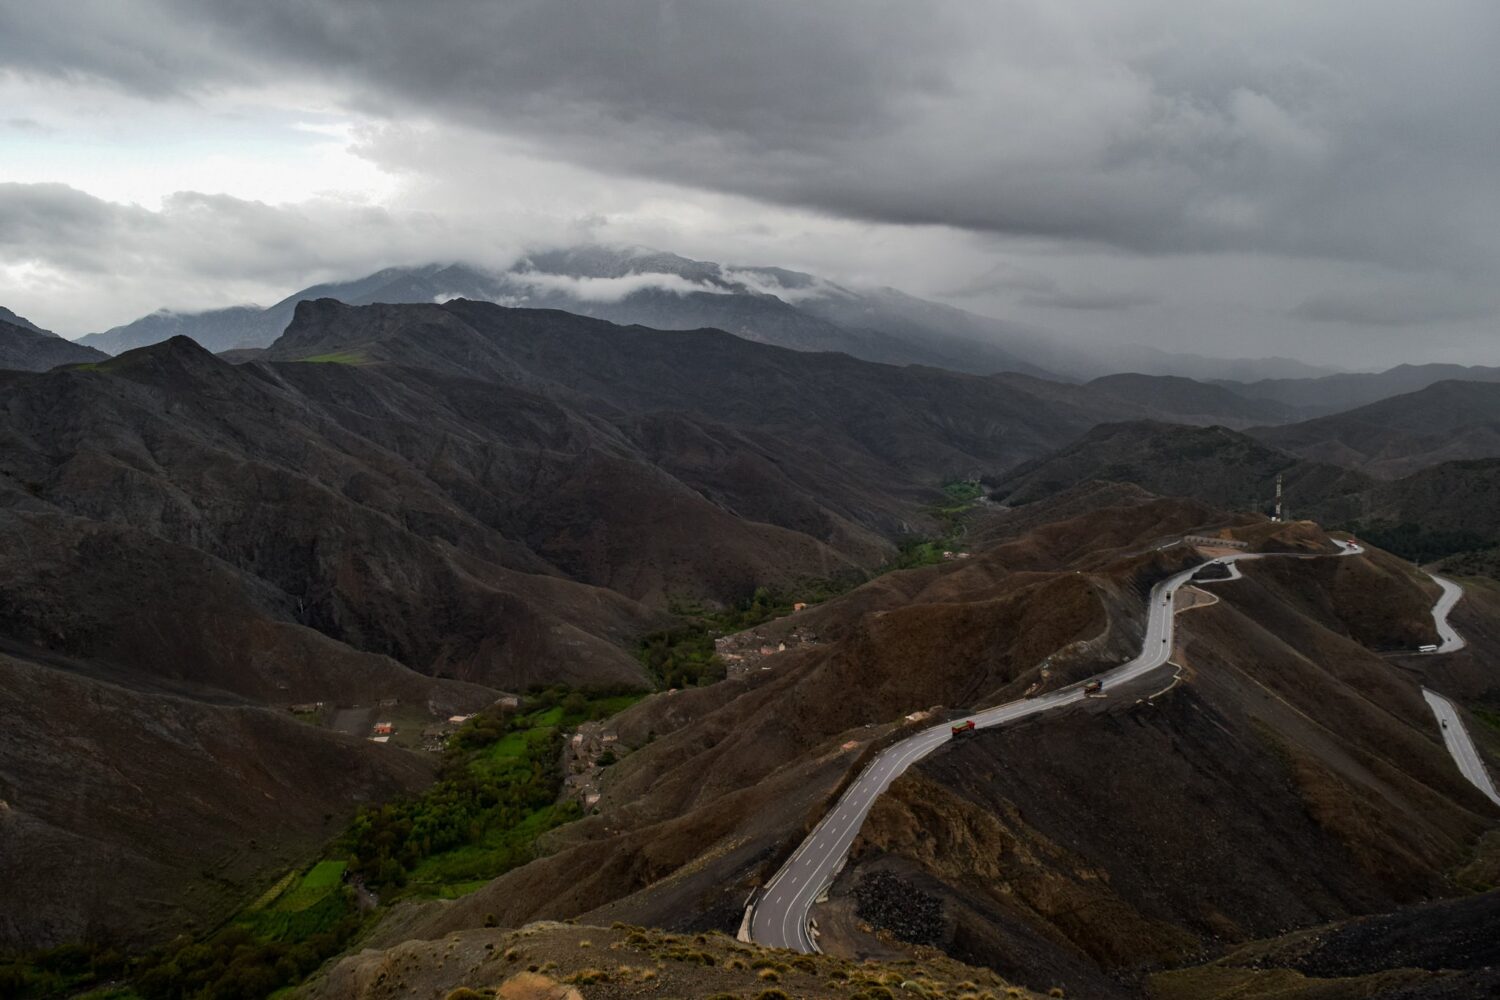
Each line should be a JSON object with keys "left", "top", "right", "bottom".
{"left": 1, "top": 1, "right": 1497, "bottom": 368}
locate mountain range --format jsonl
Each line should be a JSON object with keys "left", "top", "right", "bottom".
{"left": 2, "top": 287, "right": 1497, "bottom": 1000}
{"left": 0, "top": 299, "right": 1167, "bottom": 945}
{"left": 0, "top": 309, "right": 106, "bottom": 371}
{"left": 65, "top": 245, "right": 1340, "bottom": 384}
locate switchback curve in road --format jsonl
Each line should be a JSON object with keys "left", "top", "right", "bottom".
{"left": 1419, "top": 573, "right": 1499, "bottom": 806}
{"left": 748, "top": 539, "right": 1362, "bottom": 953}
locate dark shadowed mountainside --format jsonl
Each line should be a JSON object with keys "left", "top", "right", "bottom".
{"left": 0, "top": 306, "right": 48, "bottom": 334}
{"left": 1216, "top": 363, "right": 1500, "bottom": 418}
{"left": 992, "top": 421, "right": 1373, "bottom": 514}
{"left": 0, "top": 302, "right": 1164, "bottom": 948}
{"left": 1087, "top": 372, "right": 1302, "bottom": 427}
{"left": 994, "top": 419, "right": 1500, "bottom": 566}
{"left": 0, "top": 315, "right": 107, "bottom": 371}
{"left": 1250, "top": 379, "right": 1500, "bottom": 477}
{"left": 0, "top": 646, "right": 440, "bottom": 949}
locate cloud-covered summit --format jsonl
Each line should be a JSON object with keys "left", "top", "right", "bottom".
{"left": 2, "top": 1, "right": 1497, "bottom": 365}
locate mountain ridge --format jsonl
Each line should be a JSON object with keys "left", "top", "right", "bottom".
{"left": 59, "top": 245, "right": 1344, "bottom": 384}
{"left": 0, "top": 315, "right": 107, "bottom": 371}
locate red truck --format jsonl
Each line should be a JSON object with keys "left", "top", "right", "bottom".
{"left": 951, "top": 720, "right": 976, "bottom": 738}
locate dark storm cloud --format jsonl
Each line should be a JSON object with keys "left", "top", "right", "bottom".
{"left": 1021, "top": 290, "right": 1157, "bottom": 312}
{"left": 1292, "top": 290, "right": 1499, "bottom": 328}
{"left": 6, "top": 1, "right": 1497, "bottom": 270}
{"left": 0, "top": 181, "right": 489, "bottom": 282}
{"left": 3, "top": 1, "right": 1498, "bottom": 364}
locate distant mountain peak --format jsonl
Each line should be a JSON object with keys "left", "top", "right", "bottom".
{"left": 0, "top": 316, "right": 108, "bottom": 371}
{"left": 0, "top": 305, "right": 52, "bottom": 336}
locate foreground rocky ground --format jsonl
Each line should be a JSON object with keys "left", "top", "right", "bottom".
{"left": 1150, "top": 886, "right": 1500, "bottom": 999}
{"left": 307, "top": 921, "right": 1048, "bottom": 1000}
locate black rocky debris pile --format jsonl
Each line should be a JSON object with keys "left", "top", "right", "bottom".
{"left": 854, "top": 870, "right": 945, "bottom": 947}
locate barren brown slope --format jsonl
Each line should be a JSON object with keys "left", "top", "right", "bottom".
{"left": 827, "top": 540, "right": 1496, "bottom": 998}
{"left": 0, "top": 649, "right": 437, "bottom": 950}
{"left": 351, "top": 496, "right": 1259, "bottom": 949}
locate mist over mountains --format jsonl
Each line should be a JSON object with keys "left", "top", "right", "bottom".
{"left": 69, "top": 244, "right": 1338, "bottom": 384}
{"left": 4, "top": 270, "right": 1500, "bottom": 1000}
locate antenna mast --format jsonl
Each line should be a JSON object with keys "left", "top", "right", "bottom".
{"left": 1273, "top": 473, "right": 1284, "bottom": 522}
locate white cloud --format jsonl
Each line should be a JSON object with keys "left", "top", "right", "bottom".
{"left": 505, "top": 270, "right": 729, "bottom": 303}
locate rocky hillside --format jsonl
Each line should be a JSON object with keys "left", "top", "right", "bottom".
{"left": 0, "top": 315, "right": 106, "bottom": 372}
{"left": 828, "top": 543, "right": 1495, "bottom": 997}
{"left": 1217, "top": 362, "right": 1500, "bottom": 418}
{"left": 0, "top": 302, "right": 1153, "bottom": 950}
{"left": 1250, "top": 379, "right": 1500, "bottom": 478}
{"left": 1151, "top": 888, "right": 1500, "bottom": 999}
{"left": 1086, "top": 372, "right": 1300, "bottom": 427}
{"left": 0, "top": 647, "right": 442, "bottom": 949}
{"left": 994, "top": 420, "right": 1500, "bottom": 565}
{"left": 992, "top": 420, "right": 1373, "bottom": 514}
{"left": 307, "top": 920, "right": 1050, "bottom": 1000}
{"left": 265, "top": 489, "right": 1500, "bottom": 1000}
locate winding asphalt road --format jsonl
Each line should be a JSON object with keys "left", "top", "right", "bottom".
{"left": 1419, "top": 574, "right": 1499, "bottom": 806}
{"left": 1422, "top": 689, "right": 1500, "bottom": 807}
{"left": 749, "top": 539, "right": 1362, "bottom": 952}
{"left": 1427, "top": 573, "right": 1467, "bottom": 653}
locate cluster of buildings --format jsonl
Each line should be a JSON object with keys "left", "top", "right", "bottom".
{"left": 714, "top": 619, "right": 823, "bottom": 677}
{"left": 561, "top": 720, "right": 624, "bottom": 810}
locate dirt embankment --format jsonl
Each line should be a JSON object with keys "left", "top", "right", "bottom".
{"left": 307, "top": 920, "right": 1051, "bottom": 1000}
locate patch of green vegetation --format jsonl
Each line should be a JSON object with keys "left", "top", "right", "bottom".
{"left": 0, "top": 946, "right": 131, "bottom": 1000}
{"left": 637, "top": 622, "right": 726, "bottom": 689}
{"left": 294, "top": 860, "right": 345, "bottom": 892}
{"left": 926, "top": 478, "right": 984, "bottom": 540}
{"left": 338, "top": 687, "right": 638, "bottom": 897}
{"left": 1472, "top": 706, "right": 1500, "bottom": 735}
{"left": 245, "top": 870, "right": 298, "bottom": 912}
{"left": 638, "top": 585, "right": 828, "bottom": 688}
{"left": 941, "top": 479, "right": 984, "bottom": 504}
{"left": 885, "top": 538, "right": 946, "bottom": 571}
{"left": 292, "top": 351, "right": 367, "bottom": 365}
{"left": 3, "top": 688, "right": 640, "bottom": 1000}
